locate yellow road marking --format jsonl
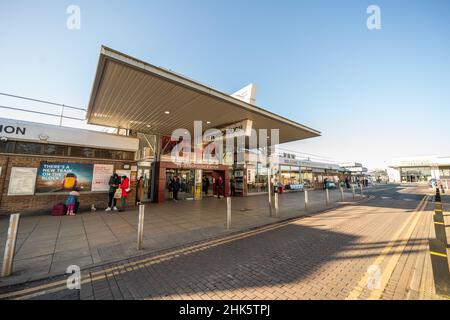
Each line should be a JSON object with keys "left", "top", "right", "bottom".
{"left": 367, "top": 196, "right": 428, "bottom": 300}
{"left": 346, "top": 195, "right": 428, "bottom": 300}
{"left": 430, "top": 251, "right": 447, "bottom": 258}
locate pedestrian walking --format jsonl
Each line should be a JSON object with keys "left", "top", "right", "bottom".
{"left": 345, "top": 177, "right": 350, "bottom": 189}
{"left": 202, "top": 176, "right": 210, "bottom": 196}
{"left": 171, "top": 176, "right": 180, "bottom": 201}
{"left": 439, "top": 180, "right": 446, "bottom": 194}
{"left": 217, "top": 175, "right": 224, "bottom": 199}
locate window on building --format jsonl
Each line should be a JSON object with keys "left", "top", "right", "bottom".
{"left": 44, "top": 144, "right": 68, "bottom": 156}
{"left": 70, "top": 146, "right": 96, "bottom": 158}
{"left": 14, "top": 142, "right": 43, "bottom": 155}
{"left": 0, "top": 141, "right": 16, "bottom": 153}
{"left": 1, "top": 140, "right": 135, "bottom": 161}
{"left": 439, "top": 167, "right": 450, "bottom": 178}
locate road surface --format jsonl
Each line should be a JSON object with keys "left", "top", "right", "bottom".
{"left": 0, "top": 184, "right": 445, "bottom": 300}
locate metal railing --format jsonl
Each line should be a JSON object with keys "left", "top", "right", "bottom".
{"left": 0, "top": 92, "right": 86, "bottom": 126}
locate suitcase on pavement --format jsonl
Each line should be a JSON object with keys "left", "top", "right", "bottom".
{"left": 52, "top": 203, "right": 67, "bottom": 216}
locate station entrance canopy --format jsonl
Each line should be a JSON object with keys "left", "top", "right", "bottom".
{"left": 86, "top": 46, "right": 320, "bottom": 144}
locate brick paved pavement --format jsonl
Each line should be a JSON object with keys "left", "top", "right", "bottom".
{"left": 0, "top": 187, "right": 360, "bottom": 287}
{"left": 1, "top": 185, "right": 446, "bottom": 300}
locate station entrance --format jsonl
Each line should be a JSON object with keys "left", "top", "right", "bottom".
{"left": 155, "top": 162, "right": 230, "bottom": 203}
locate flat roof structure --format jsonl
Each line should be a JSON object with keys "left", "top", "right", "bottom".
{"left": 86, "top": 46, "right": 320, "bottom": 144}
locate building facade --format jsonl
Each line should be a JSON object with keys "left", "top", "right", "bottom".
{"left": 388, "top": 156, "right": 450, "bottom": 184}
{"left": 0, "top": 118, "right": 139, "bottom": 215}
{"left": 86, "top": 46, "right": 322, "bottom": 203}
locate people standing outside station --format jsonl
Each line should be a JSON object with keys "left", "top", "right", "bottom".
{"left": 105, "top": 173, "right": 120, "bottom": 212}
{"left": 171, "top": 175, "right": 180, "bottom": 202}
{"left": 439, "top": 180, "right": 446, "bottom": 194}
{"left": 217, "top": 175, "right": 224, "bottom": 199}
{"left": 66, "top": 190, "right": 80, "bottom": 216}
{"left": 120, "top": 175, "right": 130, "bottom": 210}
{"left": 230, "top": 177, "right": 235, "bottom": 197}
{"left": 345, "top": 177, "right": 350, "bottom": 189}
{"left": 202, "top": 176, "right": 210, "bottom": 196}
{"left": 136, "top": 176, "right": 145, "bottom": 205}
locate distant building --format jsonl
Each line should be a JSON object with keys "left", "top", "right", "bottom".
{"left": 388, "top": 156, "right": 450, "bottom": 184}
{"left": 338, "top": 162, "right": 369, "bottom": 184}
{"left": 369, "top": 169, "right": 389, "bottom": 183}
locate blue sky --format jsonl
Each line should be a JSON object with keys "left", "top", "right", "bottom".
{"left": 1, "top": 0, "right": 450, "bottom": 169}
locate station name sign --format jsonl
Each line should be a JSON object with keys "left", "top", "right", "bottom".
{"left": 204, "top": 119, "right": 253, "bottom": 142}
{"left": 0, "top": 124, "right": 26, "bottom": 136}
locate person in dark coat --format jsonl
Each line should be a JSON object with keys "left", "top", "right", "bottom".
{"left": 217, "top": 176, "right": 224, "bottom": 199}
{"left": 202, "top": 176, "right": 210, "bottom": 196}
{"left": 345, "top": 177, "right": 350, "bottom": 189}
{"left": 105, "top": 173, "right": 120, "bottom": 212}
{"left": 171, "top": 176, "right": 181, "bottom": 201}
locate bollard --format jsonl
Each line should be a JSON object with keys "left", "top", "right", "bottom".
{"left": 274, "top": 192, "right": 279, "bottom": 217}
{"left": 1, "top": 214, "right": 20, "bottom": 277}
{"left": 304, "top": 189, "right": 309, "bottom": 210}
{"left": 340, "top": 187, "right": 344, "bottom": 202}
{"left": 325, "top": 188, "right": 330, "bottom": 206}
{"left": 227, "top": 197, "right": 231, "bottom": 230}
{"left": 352, "top": 185, "right": 356, "bottom": 200}
{"left": 360, "top": 184, "right": 364, "bottom": 196}
{"left": 137, "top": 204, "right": 145, "bottom": 250}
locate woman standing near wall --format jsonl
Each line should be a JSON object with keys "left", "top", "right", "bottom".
{"left": 120, "top": 175, "right": 130, "bottom": 211}
{"left": 136, "top": 176, "right": 145, "bottom": 205}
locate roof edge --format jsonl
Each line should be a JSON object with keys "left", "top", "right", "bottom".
{"left": 87, "top": 45, "right": 321, "bottom": 138}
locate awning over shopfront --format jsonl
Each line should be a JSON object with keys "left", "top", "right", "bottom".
{"left": 86, "top": 46, "right": 320, "bottom": 144}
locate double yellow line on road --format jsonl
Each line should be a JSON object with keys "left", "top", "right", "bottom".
{"left": 346, "top": 195, "right": 429, "bottom": 300}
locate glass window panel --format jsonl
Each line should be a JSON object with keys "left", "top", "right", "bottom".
{"left": 14, "top": 142, "right": 43, "bottom": 155}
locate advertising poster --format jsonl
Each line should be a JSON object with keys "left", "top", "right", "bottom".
{"left": 35, "top": 162, "right": 94, "bottom": 193}
{"left": 116, "top": 170, "right": 131, "bottom": 180}
{"left": 7, "top": 167, "right": 37, "bottom": 196}
{"left": 92, "top": 164, "right": 114, "bottom": 192}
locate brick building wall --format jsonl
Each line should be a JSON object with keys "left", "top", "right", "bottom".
{"left": 0, "top": 154, "right": 137, "bottom": 216}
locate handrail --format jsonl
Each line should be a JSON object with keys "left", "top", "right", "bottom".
{"left": 0, "top": 105, "right": 85, "bottom": 122}
{"left": 0, "top": 92, "right": 86, "bottom": 111}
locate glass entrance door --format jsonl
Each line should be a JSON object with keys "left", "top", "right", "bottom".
{"left": 165, "top": 169, "right": 195, "bottom": 200}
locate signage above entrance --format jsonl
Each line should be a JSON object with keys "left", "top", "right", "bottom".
{"left": 205, "top": 119, "right": 253, "bottom": 142}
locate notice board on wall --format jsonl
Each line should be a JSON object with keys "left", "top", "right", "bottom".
{"left": 91, "top": 164, "right": 114, "bottom": 192}
{"left": 8, "top": 167, "right": 38, "bottom": 196}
